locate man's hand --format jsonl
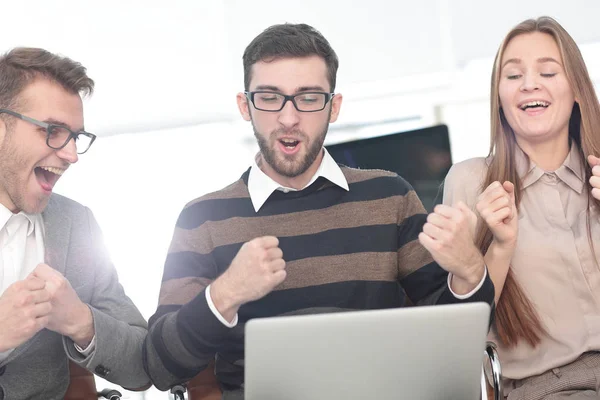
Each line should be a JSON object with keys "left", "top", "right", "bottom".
{"left": 211, "top": 236, "right": 285, "bottom": 322}
{"left": 419, "top": 202, "right": 485, "bottom": 295}
{"left": 588, "top": 155, "right": 600, "bottom": 201}
{"left": 0, "top": 276, "right": 52, "bottom": 352}
{"left": 476, "top": 181, "right": 518, "bottom": 251}
{"left": 30, "top": 264, "right": 94, "bottom": 348}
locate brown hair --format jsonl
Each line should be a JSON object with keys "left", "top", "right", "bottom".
{"left": 242, "top": 23, "right": 339, "bottom": 91}
{"left": 0, "top": 47, "right": 94, "bottom": 112}
{"left": 483, "top": 16, "right": 600, "bottom": 347}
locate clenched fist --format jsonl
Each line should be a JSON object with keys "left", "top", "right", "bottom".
{"left": 419, "top": 202, "right": 485, "bottom": 294}
{"left": 0, "top": 275, "right": 52, "bottom": 352}
{"left": 30, "top": 264, "right": 94, "bottom": 348}
{"left": 476, "top": 181, "right": 518, "bottom": 250}
{"left": 588, "top": 155, "right": 600, "bottom": 201}
{"left": 210, "top": 236, "right": 285, "bottom": 321}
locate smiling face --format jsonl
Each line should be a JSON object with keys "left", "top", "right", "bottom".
{"left": 0, "top": 78, "right": 82, "bottom": 213}
{"left": 237, "top": 55, "right": 342, "bottom": 188}
{"left": 498, "top": 32, "right": 575, "bottom": 147}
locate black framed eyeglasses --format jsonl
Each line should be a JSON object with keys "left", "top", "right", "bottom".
{"left": 0, "top": 108, "right": 96, "bottom": 154}
{"left": 245, "top": 91, "right": 335, "bottom": 112}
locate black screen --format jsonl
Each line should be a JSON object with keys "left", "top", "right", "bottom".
{"left": 326, "top": 125, "right": 453, "bottom": 212}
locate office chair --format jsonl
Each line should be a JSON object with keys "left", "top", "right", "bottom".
{"left": 482, "top": 341, "right": 503, "bottom": 400}
{"left": 64, "top": 361, "right": 125, "bottom": 400}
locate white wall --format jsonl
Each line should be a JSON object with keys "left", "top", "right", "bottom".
{"left": 3, "top": 0, "right": 600, "bottom": 135}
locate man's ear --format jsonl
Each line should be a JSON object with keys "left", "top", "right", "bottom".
{"left": 237, "top": 92, "right": 252, "bottom": 121}
{"left": 329, "top": 93, "right": 343, "bottom": 123}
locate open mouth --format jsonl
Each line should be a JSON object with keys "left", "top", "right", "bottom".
{"left": 278, "top": 138, "right": 301, "bottom": 154}
{"left": 279, "top": 138, "right": 300, "bottom": 148}
{"left": 519, "top": 100, "right": 550, "bottom": 111}
{"left": 34, "top": 166, "right": 64, "bottom": 193}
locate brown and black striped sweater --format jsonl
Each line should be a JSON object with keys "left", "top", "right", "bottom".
{"left": 144, "top": 166, "right": 494, "bottom": 393}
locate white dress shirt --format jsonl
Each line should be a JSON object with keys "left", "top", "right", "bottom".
{"left": 206, "top": 149, "right": 484, "bottom": 326}
{"left": 0, "top": 205, "right": 44, "bottom": 361}
{"left": 0, "top": 203, "right": 95, "bottom": 361}
{"left": 247, "top": 148, "right": 350, "bottom": 212}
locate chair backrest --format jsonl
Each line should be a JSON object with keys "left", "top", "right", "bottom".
{"left": 186, "top": 359, "right": 222, "bottom": 400}
{"left": 65, "top": 360, "right": 98, "bottom": 400}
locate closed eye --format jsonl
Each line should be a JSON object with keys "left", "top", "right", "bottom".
{"left": 507, "top": 75, "right": 522, "bottom": 80}
{"left": 541, "top": 73, "right": 557, "bottom": 78}
{"left": 258, "top": 95, "right": 279, "bottom": 102}
{"left": 298, "top": 97, "right": 318, "bottom": 104}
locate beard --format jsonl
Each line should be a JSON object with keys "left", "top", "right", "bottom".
{"left": 0, "top": 130, "right": 47, "bottom": 214}
{"left": 253, "top": 122, "right": 329, "bottom": 178}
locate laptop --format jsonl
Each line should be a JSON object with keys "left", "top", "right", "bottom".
{"left": 245, "top": 302, "right": 490, "bottom": 400}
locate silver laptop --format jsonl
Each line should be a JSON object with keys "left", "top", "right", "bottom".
{"left": 245, "top": 302, "right": 490, "bottom": 400}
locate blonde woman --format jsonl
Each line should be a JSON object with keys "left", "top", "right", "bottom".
{"left": 444, "top": 16, "right": 600, "bottom": 399}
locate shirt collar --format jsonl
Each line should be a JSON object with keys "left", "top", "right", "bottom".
{"left": 0, "top": 203, "right": 38, "bottom": 236}
{"left": 555, "top": 144, "right": 585, "bottom": 194}
{"left": 0, "top": 204, "right": 11, "bottom": 232}
{"left": 516, "top": 144, "right": 585, "bottom": 193}
{"left": 515, "top": 146, "right": 543, "bottom": 189}
{"left": 248, "top": 148, "right": 349, "bottom": 212}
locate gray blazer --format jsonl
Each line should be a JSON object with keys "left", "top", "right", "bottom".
{"left": 0, "top": 194, "right": 150, "bottom": 400}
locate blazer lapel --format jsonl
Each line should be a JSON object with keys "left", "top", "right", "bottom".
{"left": 42, "top": 195, "right": 72, "bottom": 275}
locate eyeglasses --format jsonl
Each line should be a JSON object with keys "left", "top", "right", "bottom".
{"left": 0, "top": 109, "right": 96, "bottom": 154}
{"left": 245, "top": 91, "right": 335, "bottom": 112}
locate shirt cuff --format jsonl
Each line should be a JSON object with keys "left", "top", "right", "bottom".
{"left": 205, "top": 284, "right": 238, "bottom": 328}
{"left": 448, "top": 266, "right": 488, "bottom": 299}
{"left": 73, "top": 334, "right": 96, "bottom": 356}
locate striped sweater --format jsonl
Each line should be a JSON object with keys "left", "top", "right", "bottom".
{"left": 144, "top": 165, "right": 494, "bottom": 393}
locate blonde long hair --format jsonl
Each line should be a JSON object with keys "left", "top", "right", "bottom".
{"left": 481, "top": 16, "right": 600, "bottom": 347}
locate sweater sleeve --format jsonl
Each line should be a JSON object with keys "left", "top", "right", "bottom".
{"left": 394, "top": 175, "right": 494, "bottom": 308}
{"left": 143, "top": 204, "right": 233, "bottom": 391}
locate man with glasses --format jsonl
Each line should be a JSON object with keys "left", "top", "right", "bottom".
{"left": 145, "top": 23, "right": 494, "bottom": 398}
{"left": 0, "top": 48, "right": 149, "bottom": 399}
